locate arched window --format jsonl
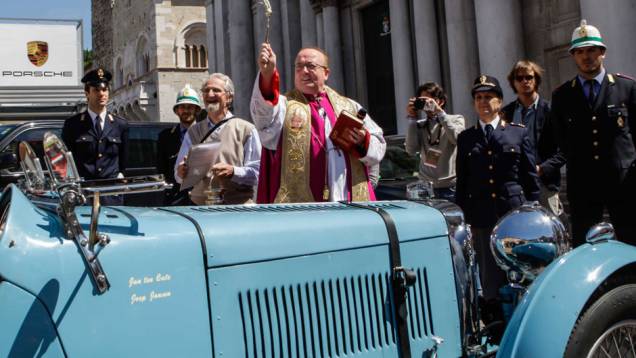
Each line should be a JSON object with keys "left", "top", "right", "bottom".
{"left": 136, "top": 36, "right": 150, "bottom": 76}
{"left": 181, "top": 23, "right": 207, "bottom": 69}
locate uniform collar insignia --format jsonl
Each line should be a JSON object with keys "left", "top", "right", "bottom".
{"left": 108, "top": 114, "right": 114, "bottom": 123}
{"left": 170, "top": 126, "right": 177, "bottom": 134}
{"left": 571, "top": 78, "right": 577, "bottom": 88}
{"left": 608, "top": 74, "right": 615, "bottom": 84}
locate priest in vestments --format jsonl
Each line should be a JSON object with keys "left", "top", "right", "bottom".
{"left": 251, "top": 43, "right": 386, "bottom": 203}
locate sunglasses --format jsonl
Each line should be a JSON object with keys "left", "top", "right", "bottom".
{"left": 515, "top": 75, "right": 535, "bottom": 81}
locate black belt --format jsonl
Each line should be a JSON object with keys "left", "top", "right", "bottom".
{"left": 340, "top": 201, "right": 416, "bottom": 358}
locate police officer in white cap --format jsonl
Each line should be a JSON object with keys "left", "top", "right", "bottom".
{"left": 156, "top": 84, "right": 202, "bottom": 205}
{"left": 545, "top": 20, "right": 636, "bottom": 246}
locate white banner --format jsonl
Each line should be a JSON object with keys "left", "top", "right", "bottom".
{"left": 0, "top": 19, "right": 83, "bottom": 87}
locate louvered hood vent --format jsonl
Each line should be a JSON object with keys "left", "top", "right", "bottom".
{"left": 237, "top": 268, "right": 433, "bottom": 357}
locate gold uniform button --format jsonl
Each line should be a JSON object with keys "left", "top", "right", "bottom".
{"left": 592, "top": 129, "right": 598, "bottom": 134}
{"left": 592, "top": 116, "right": 597, "bottom": 121}
{"left": 98, "top": 153, "right": 103, "bottom": 158}
{"left": 99, "top": 140, "right": 103, "bottom": 143}
{"left": 593, "top": 141, "right": 598, "bottom": 146}
{"left": 491, "top": 193, "right": 496, "bottom": 198}
{"left": 489, "top": 179, "right": 494, "bottom": 184}
{"left": 594, "top": 155, "right": 599, "bottom": 160}
{"left": 488, "top": 150, "right": 493, "bottom": 155}
{"left": 97, "top": 167, "right": 102, "bottom": 171}
{"left": 489, "top": 165, "right": 494, "bottom": 170}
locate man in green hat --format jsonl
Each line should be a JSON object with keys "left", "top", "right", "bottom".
{"left": 545, "top": 20, "right": 636, "bottom": 246}
{"left": 156, "top": 84, "right": 202, "bottom": 205}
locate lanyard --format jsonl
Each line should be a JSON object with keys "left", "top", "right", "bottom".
{"left": 199, "top": 116, "right": 234, "bottom": 143}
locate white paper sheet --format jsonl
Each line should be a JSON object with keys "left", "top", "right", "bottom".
{"left": 180, "top": 142, "right": 221, "bottom": 190}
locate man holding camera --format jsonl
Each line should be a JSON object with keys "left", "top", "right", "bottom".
{"left": 405, "top": 82, "right": 465, "bottom": 201}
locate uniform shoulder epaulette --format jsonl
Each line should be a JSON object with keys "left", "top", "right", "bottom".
{"left": 509, "top": 122, "right": 525, "bottom": 128}
{"left": 616, "top": 73, "right": 636, "bottom": 81}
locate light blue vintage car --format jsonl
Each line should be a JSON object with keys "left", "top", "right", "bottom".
{"left": 1, "top": 134, "right": 635, "bottom": 358}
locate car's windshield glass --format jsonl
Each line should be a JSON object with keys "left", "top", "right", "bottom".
{"left": 0, "top": 124, "right": 18, "bottom": 142}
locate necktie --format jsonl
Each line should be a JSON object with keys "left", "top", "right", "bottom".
{"left": 94, "top": 116, "right": 103, "bottom": 137}
{"left": 586, "top": 79, "right": 596, "bottom": 106}
{"left": 485, "top": 124, "right": 494, "bottom": 143}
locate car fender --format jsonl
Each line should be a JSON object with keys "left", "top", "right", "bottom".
{"left": 498, "top": 240, "right": 636, "bottom": 358}
{"left": 0, "top": 280, "right": 65, "bottom": 357}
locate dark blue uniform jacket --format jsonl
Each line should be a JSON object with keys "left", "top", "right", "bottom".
{"left": 546, "top": 73, "right": 636, "bottom": 200}
{"left": 62, "top": 111, "right": 129, "bottom": 181}
{"left": 456, "top": 121, "right": 540, "bottom": 228}
{"left": 502, "top": 98, "right": 561, "bottom": 192}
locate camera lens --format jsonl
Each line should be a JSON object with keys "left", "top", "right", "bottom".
{"left": 414, "top": 98, "right": 425, "bottom": 111}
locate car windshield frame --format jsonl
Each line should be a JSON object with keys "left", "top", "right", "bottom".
{"left": 0, "top": 124, "right": 19, "bottom": 142}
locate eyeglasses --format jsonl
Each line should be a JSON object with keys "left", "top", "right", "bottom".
{"left": 515, "top": 75, "right": 535, "bottom": 82}
{"left": 201, "top": 87, "right": 225, "bottom": 94}
{"left": 294, "top": 62, "right": 328, "bottom": 72}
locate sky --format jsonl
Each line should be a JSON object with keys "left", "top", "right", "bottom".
{"left": 2, "top": 0, "right": 92, "bottom": 49}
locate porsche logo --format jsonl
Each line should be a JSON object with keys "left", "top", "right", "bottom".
{"left": 27, "top": 41, "right": 49, "bottom": 67}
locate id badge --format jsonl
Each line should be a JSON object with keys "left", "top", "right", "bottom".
{"left": 424, "top": 147, "right": 442, "bottom": 168}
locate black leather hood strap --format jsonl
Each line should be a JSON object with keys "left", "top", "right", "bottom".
{"left": 340, "top": 201, "right": 414, "bottom": 358}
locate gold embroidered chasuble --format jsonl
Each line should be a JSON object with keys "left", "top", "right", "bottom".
{"left": 274, "top": 86, "right": 370, "bottom": 203}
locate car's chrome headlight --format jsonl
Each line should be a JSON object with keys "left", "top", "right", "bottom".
{"left": 490, "top": 202, "right": 570, "bottom": 283}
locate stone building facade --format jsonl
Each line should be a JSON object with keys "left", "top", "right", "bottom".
{"left": 92, "top": 0, "right": 209, "bottom": 122}
{"left": 205, "top": 0, "right": 636, "bottom": 134}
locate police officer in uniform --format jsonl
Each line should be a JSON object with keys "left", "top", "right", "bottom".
{"left": 456, "top": 75, "right": 540, "bottom": 303}
{"left": 156, "top": 84, "right": 201, "bottom": 205}
{"left": 546, "top": 20, "right": 636, "bottom": 246}
{"left": 62, "top": 68, "right": 129, "bottom": 205}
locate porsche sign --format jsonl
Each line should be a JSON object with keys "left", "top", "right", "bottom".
{"left": 0, "top": 19, "right": 82, "bottom": 87}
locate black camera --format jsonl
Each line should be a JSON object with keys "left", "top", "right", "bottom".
{"left": 414, "top": 97, "right": 435, "bottom": 112}
{"left": 414, "top": 97, "right": 427, "bottom": 111}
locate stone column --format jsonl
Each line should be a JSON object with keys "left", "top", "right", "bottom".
{"left": 300, "top": 0, "right": 317, "bottom": 46}
{"left": 316, "top": 11, "right": 325, "bottom": 50}
{"left": 474, "top": 0, "right": 525, "bottom": 102}
{"left": 340, "top": 5, "right": 356, "bottom": 98}
{"left": 580, "top": 0, "right": 636, "bottom": 77}
{"left": 389, "top": 0, "right": 415, "bottom": 135}
{"left": 412, "top": 0, "right": 442, "bottom": 86}
{"left": 322, "top": 1, "right": 344, "bottom": 92}
{"left": 213, "top": 0, "right": 226, "bottom": 73}
{"left": 444, "top": 0, "right": 480, "bottom": 126}
{"left": 205, "top": 0, "right": 216, "bottom": 71}
{"left": 221, "top": 1, "right": 256, "bottom": 118}
{"left": 280, "top": 0, "right": 302, "bottom": 90}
